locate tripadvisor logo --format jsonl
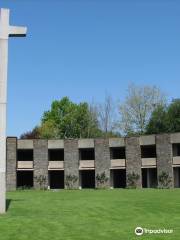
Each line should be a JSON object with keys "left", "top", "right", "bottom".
{"left": 135, "top": 226, "right": 173, "bottom": 236}
{"left": 135, "top": 227, "right": 143, "bottom": 236}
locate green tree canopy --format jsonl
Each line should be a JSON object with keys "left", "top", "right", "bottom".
{"left": 146, "top": 105, "right": 168, "bottom": 134}
{"left": 168, "top": 99, "right": 180, "bottom": 133}
{"left": 146, "top": 99, "right": 180, "bottom": 134}
{"left": 39, "top": 97, "right": 102, "bottom": 139}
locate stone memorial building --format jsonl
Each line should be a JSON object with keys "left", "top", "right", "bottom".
{"left": 6, "top": 132, "right": 180, "bottom": 190}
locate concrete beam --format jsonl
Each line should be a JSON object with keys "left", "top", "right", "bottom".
{"left": 48, "top": 140, "right": 64, "bottom": 149}
{"left": 78, "top": 139, "right": 94, "bottom": 148}
{"left": 17, "top": 140, "right": 33, "bottom": 149}
{"left": 109, "top": 138, "right": 125, "bottom": 147}
{"left": 171, "top": 133, "right": 180, "bottom": 144}
{"left": 139, "top": 135, "right": 155, "bottom": 145}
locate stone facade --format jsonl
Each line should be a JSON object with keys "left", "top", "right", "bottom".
{"left": 6, "top": 133, "right": 180, "bottom": 190}
{"left": 33, "top": 140, "right": 48, "bottom": 189}
{"left": 156, "top": 134, "right": 173, "bottom": 187}
{"left": 64, "top": 139, "right": 79, "bottom": 189}
{"left": 95, "top": 139, "right": 110, "bottom": 188}
{"left": 6, "top": 137, "right": 17, "bottom": 191}
{"left": 125, "top": 137, "right": 142, "bottom": 188}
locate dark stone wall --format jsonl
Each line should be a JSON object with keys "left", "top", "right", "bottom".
{"left": 125, "top": 137, "right": 142, "bottom": 187}
{"left": 5, "top": 135, "right": 176, "bottom": 189}
{"left": 156, "top": 134, "right": 173, "bottom": 187}
{"left": 33, "top": 140, "right": 48, "bottom": 189}
{"left": 64, "top": 139, "right": 79, "bottom": 189}
{"left": 95, "top": 139, "right": 110, "bottom": 188}
{"left": 6, "top": 137, "right": 17, "bottom": 191}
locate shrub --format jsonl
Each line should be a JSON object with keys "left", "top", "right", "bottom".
{"left": 158, "top": 171, "right": 172, "bottom": 189}
{"left": 34, "top": 175, "right": 47, "bottom": 190}
{"left": 96, "top": 171, "right": 109, "bottom": 189}
{"left": 127, "top": 172, "right": 140, "bottom": 188}
{"left": 65, "top": 174, "right": 78, "bottom": 189}
{"left": 17, "top": 186, "right": 34, "bottom": 190}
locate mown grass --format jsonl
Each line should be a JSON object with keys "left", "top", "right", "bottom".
{"left": 0, "top": 189, "right": 180, "bottom": 240}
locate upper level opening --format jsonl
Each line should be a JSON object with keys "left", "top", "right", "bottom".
{"left": 173, "top": 144, "right": 180, "bottom": 157}
{"left": 141, "top": 145, "right": 156, "bottom": 158}
{"left": 110, "top": 147, "right": 126, "bottom": 159}
{"left": 79, "top": 148, "right": 95, "bottom": 160}
{"left": 48, "top": 149, "right": 64, "bottom": 161}
{"left": 17, "top": 149, "right": 33, "bottom": 161}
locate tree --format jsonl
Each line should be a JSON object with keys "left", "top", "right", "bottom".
{"left": 119, "top": 83, "right": 166, "bottom": 135}
{"left": 146, "top": 105, "right": 168, "bottom": 134}
{"left": 86, "top": 103, "right": 102, "bottom": 138}
{"left": 20, "top": 126, "right": 40, "bottom": 139}
{"left": 39, "top": 120, "right": 59, "bottom": 139}
{"left": 146, "top": 99, "right": 180, "bottom": 134}
{"left": 40, "top": 97, "right": 102, "bottom": 139}
{"left": 97, "top": 94, "right": 118, "bottom": 137}
{"left": 167, "top": 99, "right": 180, "bottom": 133}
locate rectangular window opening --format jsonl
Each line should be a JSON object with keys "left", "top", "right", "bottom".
{"left": 48, "top": 149, "right": 64, "bottom": 161}
{"left": 17, "top": 149, "right": 33, "bottom": 161}
{"left": 17, "top": 171, "right": 33, "bottom": 188}
{"left": 141, "top": 145, "right": 156, "bottom": 158}
{"left": 79, "top": 148, "right": 95, "bottom": 160}
{"left": 80, "top": 170, "right": 95, "bottom": 188}
{"left": 110, "top": 147, "right": 126, "bottom": 159}
{"left": 110, "top": 169, "right": 126, "bottom": 188}
{"left": 173, "top": 144, "right": 180, "bottom": 157}
{"left": 142, "top": 168, "right": 157, "bottom": 188}
{"left": 49, "top": 170, "right": 64, "bottom": 189}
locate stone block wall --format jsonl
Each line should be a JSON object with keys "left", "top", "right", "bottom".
{"left": 156, "top": 134, "right": 173, "bottom": 187}
{"left": 33, "top": 140, "right": 48, "bottom": 189}
{"left": 6, "top": 133, "right": 180, "bottom": 190}
{"left": 125, "top": 137, "right": 142, "bottom": 188}
{"left": 64, "top": 139, "right": 79, "bottom": 189}
{"left": 95, "top": 139, "right": 110, "bottom": 188}
{"left": 6, "top": 137, "right": 17, "bottom": 191}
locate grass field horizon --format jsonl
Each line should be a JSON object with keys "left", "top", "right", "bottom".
{"left": 0, "top": 189, "right": 179, "bottom": 240}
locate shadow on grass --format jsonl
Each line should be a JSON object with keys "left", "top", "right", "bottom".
{"left": 6, "top": 199, "right": 11, "bottom": 211}
{"left": 6, "top": 199, "right": 25, "bottom": 211}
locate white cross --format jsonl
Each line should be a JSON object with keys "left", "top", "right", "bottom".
{"left": 0, "top": 8, "right": 27, "bottom": 213}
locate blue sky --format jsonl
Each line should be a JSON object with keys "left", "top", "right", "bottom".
{"left": 1, "top": 0, "right": 180, "bottom": 136}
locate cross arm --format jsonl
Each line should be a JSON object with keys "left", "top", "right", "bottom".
{"left": 9, "top": 26, "right": 27, "bottom": 37}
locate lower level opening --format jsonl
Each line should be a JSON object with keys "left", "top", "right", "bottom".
{"left": 142, "top": 168, "right": 157, "bottom": 188}
{"left": 111, "top": 169, "right": 126, "bottom": 188}
{"left": 49, "top": 171, "right": 64, "bottom": 189}
{"left": 174, "top": 167, "right": 180, "bottom": 188}
{"left": 80, "top": 170, "right": 95, "bottom": 188}
{"left": 17, "top": 171, "right": 33, "bottom": 188}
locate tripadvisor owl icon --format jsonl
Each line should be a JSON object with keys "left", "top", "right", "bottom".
{"left": 135, "top": 227, "right": 144, "bottom": 236}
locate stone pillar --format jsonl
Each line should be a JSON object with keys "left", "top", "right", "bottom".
{"left": 95, "top": 139, "right": 110, "bottom": 188}
{"left": 33, "top": 140, "right": 48, "bottom": 189}
{"left": 156, "top": 134, "right": 173, "bottom": 187}
{"left": 6, "top": 137, "right": 17, "bottom": 191}
{"left": 125, "top": 137, "right": 142, "bottom": 188}
{"left": 64, "top": 139, "right": 79, "bottom": 189}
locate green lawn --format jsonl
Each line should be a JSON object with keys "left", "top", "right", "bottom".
{"left": 0, "top": 189, "right": 180, "bottom": 240}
